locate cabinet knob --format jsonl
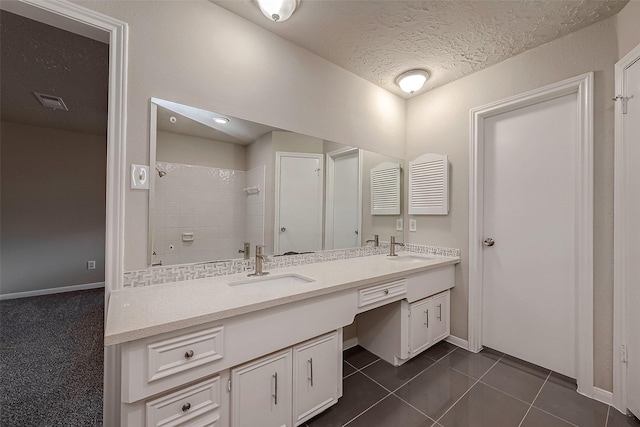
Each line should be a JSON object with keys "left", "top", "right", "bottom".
{"left": 182, "top": 402, "right": 191, "bottom": 412}
{"left": 483, "top": 238, "right": 495, "bottom": 247}
{"left": 184, "top": 350, "right": 194, "bottom": 359}
{"left": 384, "top": 289, "right": 389, "bottom": 295}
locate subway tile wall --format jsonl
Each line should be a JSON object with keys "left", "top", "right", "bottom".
{"left": 124, "top": 243, "right": 460, "bottom": 287}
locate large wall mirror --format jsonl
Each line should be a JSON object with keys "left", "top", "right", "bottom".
{"left": 148, "top": 98, "right": 404, "bottom": 267}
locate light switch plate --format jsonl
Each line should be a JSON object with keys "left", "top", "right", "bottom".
{"left": 409, "top": 219, "right": 417, "bottom": 232}
{"left": 396, "top": 218, "right": 403, "bottom": 231}
{"left": 131, "top": 164, "right": 150, "bottom": 190}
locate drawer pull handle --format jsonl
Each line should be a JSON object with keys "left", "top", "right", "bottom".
{"left": 384, "top": 289, "right": 389, "bottom": 295}
{"left": 184, "top": 350, "right": 194, "bottom": 359}
{"left": 182, "top": 402, "right": 191, "bottom": 412}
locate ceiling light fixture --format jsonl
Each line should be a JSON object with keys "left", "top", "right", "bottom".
{"left": 213, "top": 117, "right": 229, "bottom": 124}
{"left": 396, "top": 69, "right": 430, "bottom": 94}
{"left": 255, "top": 0, "right": 298, "bottom": 22}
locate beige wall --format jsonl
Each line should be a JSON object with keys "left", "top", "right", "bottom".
{"left": 0, "top": 121, "right": 106, "bottom": 295}
{"left": 73, "top": 0, "right": 405, "bottom": 271}
{"left": 156, "top": 131, "right": 246, "bottom": 171}
{"left": 405, "top": 17, "right": 618, "bottom": 390}
{"left": 615, "top": 0, "right": 640, "bottom": 59}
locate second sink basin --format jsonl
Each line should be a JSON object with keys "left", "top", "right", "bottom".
{"left": 387, "top": 255, "right": 435, "bottom": 263}
{"left": 229, "top": 273, "right": 315, "bottom": 287}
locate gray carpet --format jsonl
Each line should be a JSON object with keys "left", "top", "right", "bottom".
{"left": 0, "top": 288, "right": 104, "bottom": 426}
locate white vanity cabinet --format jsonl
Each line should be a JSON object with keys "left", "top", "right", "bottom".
{"left": 230, "top": 331, "right": 341, "bottom": 427}
{"left": 231, "top": 349, "right": 292, "bottom": 427}
{"left": 408, "top": 291, "right": 450, "bottom": 358}
{"left": 292, "top": 332, "right": 340, "bottom": 425}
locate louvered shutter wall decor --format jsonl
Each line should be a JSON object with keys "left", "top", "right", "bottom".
{"left": 409, "top": 153, "right": 449, "bottom": 215}
{"left": 370, "top": 162, "right": 401, "bottom": 215}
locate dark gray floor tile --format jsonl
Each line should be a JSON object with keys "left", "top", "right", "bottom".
{"left": 534, "top": 373, "right": 608, "bottom": 427}
{"left": 481, "top": 355, "right": 549, "bottom": 403}
{"left": 395, "top": 362, "right": 475, "bottom": 420}
{"left": 608, "top": 409, "right": 640, "bottom": 426}
{"left": 437, "top": 349, "right": 501, "bottom": 380}
{"left": 421, "top": 341, "right": 458, "bottom": 361}
{"left": 343, "top": 361, "right": 357, "bottom": 378}
{"left": 344, "top": 346, "right": 379, "bottom": 369}
{"left": 346, "top": 394, "right": 433, "bottom": 427}
{"left": 307, "top": 372, "right": 388, "bottom": 426}
{"left": 438, "top": 382, "right": 530, "bottom": 427}
{"left": 520, "top": 407, "right": 575, "bottom": 427}
{"left": 362, "top": 352, "right": 436, "bottom": 391}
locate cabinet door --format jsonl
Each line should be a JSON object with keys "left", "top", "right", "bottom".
{"left": 231, "top": 349, "right": 292, "bottom": 427}
{"left": 408, "top": 298, "right": 432, "bottom": 357}
{"left": 292, "top": 332, "right": 339, "bottom": 426}
{"left": 428, "top": 291, "right": 450, "bottom": 344}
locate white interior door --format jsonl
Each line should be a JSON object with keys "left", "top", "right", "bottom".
{"left": 482, "top": 93, "right": 578, "bottom": 378}
{"left": 327, "top": 150, "right": 360, "bottom": 249}
{"left": 622, "top": 54, "right": 640, "bottom": 418}
{"left": 275, "top": 152, "right": 323, "bottom": 255}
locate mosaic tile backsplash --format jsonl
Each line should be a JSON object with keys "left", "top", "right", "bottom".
{"left": 123, "top": 243, "right": 460, "bottom": 288}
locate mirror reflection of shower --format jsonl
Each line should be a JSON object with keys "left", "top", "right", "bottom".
{"left": 155, "top": 166, "right": 167, "bottom": 178}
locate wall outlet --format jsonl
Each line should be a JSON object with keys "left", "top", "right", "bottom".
{"left": 409, "top": 219, "right": 417, "bottom": 232}
{"left": 396, "top": 218, "right": 403, "bottom": 231}
{"left": 87, "top": 260, "right": 96, "bottom": 270}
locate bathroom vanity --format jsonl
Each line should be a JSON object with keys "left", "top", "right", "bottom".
{"left": 106, "top": 252, "right": 458, "bottom": 427}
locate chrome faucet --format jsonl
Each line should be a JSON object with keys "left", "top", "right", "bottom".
{"left": 366, "top": 234, "right": 380, "bottom": 247}
{"left": 238, "top": 242, "right": 250, "bottom": 260}
{"left": 249, "top": 245, "right": 269, "bottom": 277}
{"left": 388, "top": 236, "right": 404, "bottom": 257}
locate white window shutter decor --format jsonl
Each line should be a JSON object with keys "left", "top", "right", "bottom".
{"left": 370, "top": 162, "right": 401, "bottom": 215}
{"left": 409, "top": 153, "right": 449, "bottom": 215}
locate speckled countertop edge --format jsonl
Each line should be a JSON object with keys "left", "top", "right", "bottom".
{"left": 105, "top": 252, "right": 460, "bottom": 346}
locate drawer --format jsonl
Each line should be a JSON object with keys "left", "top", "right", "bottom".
{"left": 148, "top": 326, "right": 224, "bottom": 383}
{"left": 358, "top": 279, "right": 407, "bottom": 308}
{"left": 146, "top": 377, "right": 221, "bottom": 427}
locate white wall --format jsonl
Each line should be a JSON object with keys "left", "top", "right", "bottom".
{"left": 156, "top": 131, "right": 246, "bottom": 170}
{"left": 615, "top": 0, "right": 640, "bottom": 59}
{"left": 0, "top": 121, "right": 106, "bottom": 295}
{"left": 73, "top": 0, "right": 406, "bottom": 271}
{"left": 405, "top": 17, "right": 618, "bottom": 391}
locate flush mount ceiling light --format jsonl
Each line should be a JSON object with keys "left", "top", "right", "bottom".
{"left": 213, "top": 117, "right": 229, "bottom": 124}
{"left": 255, "top": 0, "right": 298, "bottom": 22}
{"left": 396, "top": 69, "right": 430, "bottom": 94}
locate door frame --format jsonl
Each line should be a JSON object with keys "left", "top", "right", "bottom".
{"left": 613, "top": 43, "right": 640, "bottom": 414}
{"left": 324, "top": 147, "right": 362, "bottom": 249}
{"left": 274, "top": 151, "right": 324, "bottom": 255}
{"left": 468, "top": 73, "right": 594, "bottom": 395}
{"left": 0, "top": 0, "right": 128, "bottom": 424}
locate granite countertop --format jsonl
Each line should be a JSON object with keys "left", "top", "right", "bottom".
{"left": 105, "top": 252, "right": 460, "bottom": 346}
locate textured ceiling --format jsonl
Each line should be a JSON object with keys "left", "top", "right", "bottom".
{"left": 213, "top": 0, "right": 628, "bottom": 97}
{"left": 0, "top": 11, "right": 109, "bottom": 135}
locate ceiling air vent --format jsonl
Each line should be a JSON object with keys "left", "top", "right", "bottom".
{"left": 33, "top": 92, "right": 68, "bottom": 111}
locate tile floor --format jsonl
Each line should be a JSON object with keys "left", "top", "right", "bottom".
{"left": 305, "top": 342, "right": 640, "bottom": 427}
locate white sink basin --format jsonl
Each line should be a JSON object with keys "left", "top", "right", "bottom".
{"left": 229, "top": 273, "right": 315, "bottom": 287}
{"left": 387, "top": 255, "right": 435, "bottom": 263}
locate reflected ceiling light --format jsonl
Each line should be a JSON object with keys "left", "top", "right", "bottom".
{"left": 213, "top": 117, "right": 229, "bottom": 124}
{"left": 396, "top": 69, "right": 430, "bottom": 94}
{"left": 255, "top": 0, "right": 298, "bottom": 22}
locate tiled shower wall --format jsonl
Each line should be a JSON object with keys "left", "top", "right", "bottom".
{"left": 152, "top": 162, "right": 265, "bottom": 265}
{"left": 245, "top": 165, "right": 265, "bottom": 250}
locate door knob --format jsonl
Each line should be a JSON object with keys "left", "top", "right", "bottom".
{"left": 483, "top": 238, "right": 495, "bottom": 247}
{"left": 280, "top": 227, "right": 286, "bottom": 232}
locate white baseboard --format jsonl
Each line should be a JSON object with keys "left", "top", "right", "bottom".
{"left": 445, "top": 335, "right": 469, "bottom": 351}
{"left": 592, "top": 387, "right": 614, "bottom": 406}
{"left": 0, "top": 281, "right": 105, "bottom": 300}
{"left": 343, "top": 337, "right": 358, "bottom": 350}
